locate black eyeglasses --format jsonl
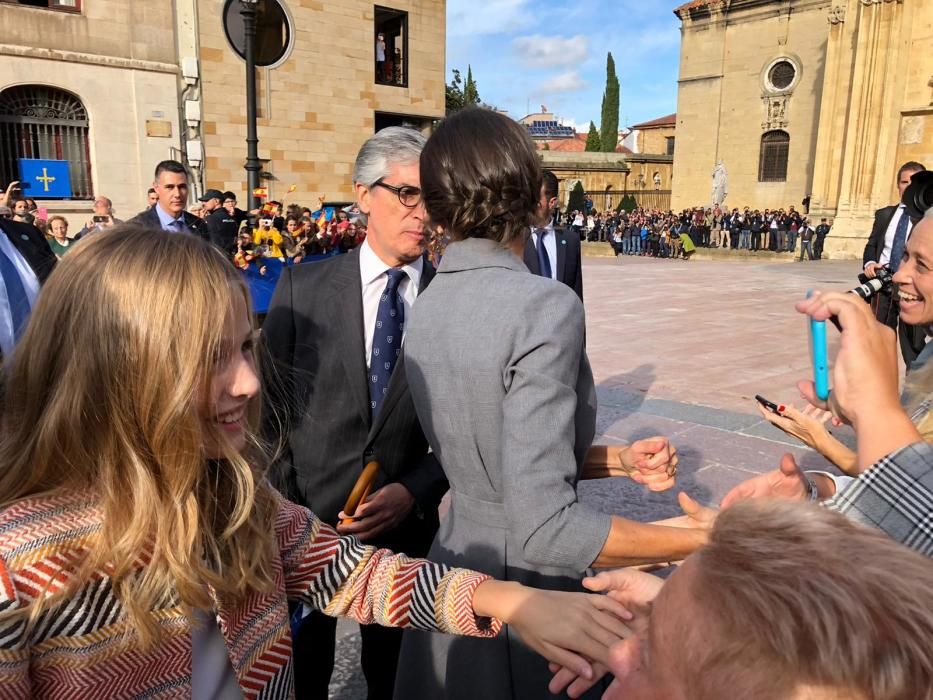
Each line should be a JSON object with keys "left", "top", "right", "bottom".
{"left": 372, "top": 179, "right": 422, "bottom": 208}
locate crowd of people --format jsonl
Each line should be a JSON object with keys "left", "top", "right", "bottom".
{"left": 0, "top": 112, "right": 931, "bottom": 700}
{"left": 561, "top": 205, "right": 832, "bottom": 261}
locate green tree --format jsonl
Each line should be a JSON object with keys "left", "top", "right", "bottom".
{"left": 568, "top": 181, "right": 586, "bottom": 213}
{"left": 599, "top": 52, "right": 620, "bottom": 152}
{"left": 585, "top": 121, "right": 602, "bottom": 152}
{"left": 463, "top": 65, "right": 481, "bottom": 107}
{"left": 446, "top": 69, "right": 464, "bottom": 114}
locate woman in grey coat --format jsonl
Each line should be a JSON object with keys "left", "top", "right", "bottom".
{"left": 393, "top": 109, "right": 709, "bottom": 699}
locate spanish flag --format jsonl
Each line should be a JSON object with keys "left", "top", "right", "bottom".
{"left": 253, "top": 187, "right": 268, "bottom": 198}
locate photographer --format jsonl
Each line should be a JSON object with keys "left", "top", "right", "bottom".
{"left": 76, "top": 196, "right": 121, "bottom": 239}
{"left": 862, "top": 161, "right": 927, "bottom": 364}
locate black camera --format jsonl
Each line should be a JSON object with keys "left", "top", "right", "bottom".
{"left": 902, "top": 170, "right": 933, "bottom": 220}
{"left": 854, "top": 266, "right": 894, "bottom": 301}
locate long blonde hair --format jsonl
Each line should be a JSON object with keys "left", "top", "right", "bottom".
{"left": 0, "top": 226, "right": 277, "bottom": 646}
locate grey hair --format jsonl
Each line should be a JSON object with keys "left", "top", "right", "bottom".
{"left": 352, "top": 127, "right": 427, "bottom": 187}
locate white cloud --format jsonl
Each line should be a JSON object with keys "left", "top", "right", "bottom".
{"left": 447, "top": 0, "right": 533, "bottom": 37}
{"left": 537, "top": 69, "right": 587, "bottom": 95}
{"left": 512, "top": 34, "right": 589, "bottom": 68}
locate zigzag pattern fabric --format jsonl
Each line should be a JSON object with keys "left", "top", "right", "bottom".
{"left": 0, "top": 490, "right": 500, "bottom": 698}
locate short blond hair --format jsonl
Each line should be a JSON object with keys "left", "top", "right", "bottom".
{"left": 683, "top": 500, "right": 933, "bottom": 700}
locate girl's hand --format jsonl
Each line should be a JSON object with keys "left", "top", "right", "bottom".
{"left": 756, "top": 402, "right": 832, "bottom": 450}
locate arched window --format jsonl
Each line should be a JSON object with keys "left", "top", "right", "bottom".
{"left": 758, "top": 130, "right": 789, "bottom": 182}
{"left": 0, "top": 86, "right": 93, "bottom": 198}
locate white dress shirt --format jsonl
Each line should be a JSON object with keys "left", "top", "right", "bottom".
{"left": 359, "top": 238, "right": 422, "bottom": 369}
{"left": 530, "top": 226, "right": 558, "bottom": 280}
{"left": 0, "top": 231, "right": 41, "bottom": 357}
{"left": 876, "top": 204, "right": 912, "bottom": 266}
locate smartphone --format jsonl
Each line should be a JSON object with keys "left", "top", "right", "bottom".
{"left": 755, "top": 394, "right": 782, "bottom": 414}
{"left": 93, "top": 215, "right": 107, "bottom": 223}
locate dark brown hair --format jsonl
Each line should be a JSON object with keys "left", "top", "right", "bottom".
{"left": 420, "top": 108, "right": 541, "bottom": 246}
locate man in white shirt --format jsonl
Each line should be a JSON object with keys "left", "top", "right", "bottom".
{"left": 523, "top": 169, "right": 584, "bottom": 301}
{"left": 262, "top": 127, "right": 447, "bottom": 700}
{"left": 862, "top": 161, "right": 926, "bottom": 364}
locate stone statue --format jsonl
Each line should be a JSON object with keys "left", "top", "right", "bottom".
{"left": 711, "top": 160, "right": 728, "bottom": 207}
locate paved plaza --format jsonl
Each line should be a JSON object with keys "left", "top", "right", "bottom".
{"left": 328, "top": 253, "right": 864, "bottom": 698}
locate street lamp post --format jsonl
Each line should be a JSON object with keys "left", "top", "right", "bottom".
{"left": 240, "top": 0, "right": 261, "bottom": 214}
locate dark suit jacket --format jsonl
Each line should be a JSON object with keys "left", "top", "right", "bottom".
{"left": 0, "top": 219, "right": 57, "bottom": 363}
{"left": 128, "top": 206, "right": 210, "bottom": 243}
{"left": 863, "top": 206, "right": 899, "bottom": 268}
{"left": 523, "top": 226, "right": 584, "bottom": 301}
{"left": 261, "top": 248, "right": 447, "bottom": 555}
{"left": 0, "top": 218, "right": 57, "bottom": 285}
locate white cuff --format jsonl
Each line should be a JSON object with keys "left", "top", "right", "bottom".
{"left": 805, "top": 470, "right": 856, "bottom": 499}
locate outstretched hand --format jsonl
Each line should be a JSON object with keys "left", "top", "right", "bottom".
{"left": 720, "top": 453, "right": 807, "bottom": 509}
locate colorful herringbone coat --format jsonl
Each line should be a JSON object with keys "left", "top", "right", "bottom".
{"left": 0, "top": 491, "right": 500, "bottom": 699}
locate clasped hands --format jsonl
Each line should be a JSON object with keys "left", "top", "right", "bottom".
{"left": 585, "top": 438, "right": 679, "bottom": 492}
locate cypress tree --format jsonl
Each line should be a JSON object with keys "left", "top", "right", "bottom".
{"left": 585, "top": 121, "right": 602, "bottom": 152}
{"left": 599, "top": 52, "right": 620, "bottom": 152}
{"left": 463, "top": 65, "right": 481, "bottom": 107}
{"left": 568, "top": 181, "right": 586, "bottom": 213}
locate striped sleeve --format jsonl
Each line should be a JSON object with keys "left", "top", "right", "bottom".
{"left": 823, "top": 441, "right": 933, "bottom": 556}
{"left": 275, "top": 498, "right": 501, "bottom": 637}
{"left": 0, "top": 556, "right": 31, "bottom": 697}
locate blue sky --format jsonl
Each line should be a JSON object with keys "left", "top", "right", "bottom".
{"left": 445, "top": 0, "right": 683, "bottom": 131}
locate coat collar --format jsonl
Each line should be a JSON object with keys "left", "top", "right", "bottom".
{"left": 437, "top": 237, "right": 529, "bottom": 275}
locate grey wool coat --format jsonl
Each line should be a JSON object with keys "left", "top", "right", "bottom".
{"left": 394, "top": 237, "right": 612, "bottom": 700}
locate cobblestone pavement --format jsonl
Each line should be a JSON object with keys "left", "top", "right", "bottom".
{"left": 327, "top": 254, "right": 864, "bottom": 698}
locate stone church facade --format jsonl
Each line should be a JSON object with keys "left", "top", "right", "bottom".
{"left": 672, "top": 0, "right": 933, "bottom": 258}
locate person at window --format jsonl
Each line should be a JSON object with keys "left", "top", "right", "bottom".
{"left": 129, "top": 160, "right": 209, "bottom": 242}
{"left": 46, "top": 215, "right": 73, "bottom": 258}
{"left": 76, "top": 196, "right": 121, "bottom": 238}
{"left": 376, "top": 32, "right": 387, "bottom": 82}
{"left": 0, "top": 227, "right": 633, "bottom": 698}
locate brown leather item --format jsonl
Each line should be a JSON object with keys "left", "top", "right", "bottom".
{"left": 341, "top": 460, "right": 380, "bottom": 526}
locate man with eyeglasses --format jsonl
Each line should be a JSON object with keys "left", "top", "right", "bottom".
{"left": 262, "top": 126, "right": 447, "bottom": 699}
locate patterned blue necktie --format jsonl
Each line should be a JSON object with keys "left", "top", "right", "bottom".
{"left": 889, "top": 208, "right": 910, "bottom": 273}
{"left": 535, "top": 229, "right": 552, "bottom": 279}
{"left": 0, "top": 244, "right": 30, "bottom": 343}
{"left": 369, "top": 268, "right": 406, "bottom": 418}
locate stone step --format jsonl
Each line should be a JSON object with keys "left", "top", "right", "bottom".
{"left": 581, "top": 241, "right": 821, "bottom": 262}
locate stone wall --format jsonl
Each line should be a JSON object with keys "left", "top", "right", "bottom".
{"left": 637, "top": 126, "right": 675, "bottom": 156}
{"left": 0, "top": 1, "right": 182, "bottom": 221}
{"left": 672, "top": 0, "right": 830, "bottom": 212}
{"left": 197, "top": 0, "right": 446, "bottom": 204}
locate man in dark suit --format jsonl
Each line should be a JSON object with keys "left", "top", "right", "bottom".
{"left": 862, "top": 161, "right": 927, "bottom": 365}
{"left": 524, "top": 169, "right": 584, "bottom": 302}
{"left": 262, "top": 127, "right": 448, "bottom": 700}
{"left": 0, "top": 216, "right": 56, "bottom": 362}
{"left": 128, "top": 160, "right": 209, "bottom": 241}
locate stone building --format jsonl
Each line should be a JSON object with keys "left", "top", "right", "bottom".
{"left": 671, "top": 0, "right": 933, "bottom": 258}
{"left": 629, "top": 113, "right": 677, "bottom": 157}
{"left": 0, "top": 0, "right": 185, "bottom": 222}
{"left": 671, "top": 0, "right": 830, "bottom": 213}
{"left": 0, "top": 0, "right": 445, "bottom": 222}
{"left": 196, "top": 0, "right": 445, "bottom": 205}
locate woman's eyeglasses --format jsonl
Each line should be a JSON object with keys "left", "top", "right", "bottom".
{"left": 372, "top": 179, "right": 422, "bottom": 208}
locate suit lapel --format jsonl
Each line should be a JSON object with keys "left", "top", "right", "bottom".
{"left": 555, "top": 227, "right": 568, "bottom": 283}
{"left": 332, "top": 250, "right": 372, "bottom": 428}
{"left": 367, "top": 255, "right": 435, "bottom": 439}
